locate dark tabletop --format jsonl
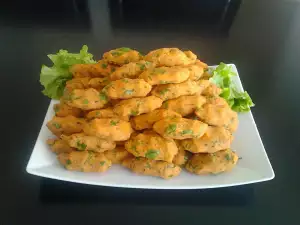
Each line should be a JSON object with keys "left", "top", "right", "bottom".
{"left": 1, "top": 0, "right": 300, "bottom": 224}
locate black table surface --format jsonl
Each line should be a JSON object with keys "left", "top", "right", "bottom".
{"left": 1, "top": 0, "right": 299, "bottom": 224}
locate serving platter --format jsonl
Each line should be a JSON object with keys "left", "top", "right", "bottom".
{"left": 26, "top": 64, "right": 274, "bottom": 189}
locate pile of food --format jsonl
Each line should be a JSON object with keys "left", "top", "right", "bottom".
{"left": 41, "top": 46, "right": 254, "bottom": 179}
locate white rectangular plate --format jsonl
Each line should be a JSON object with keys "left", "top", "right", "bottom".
{"left": 26, "top": 64, "right": 274, "bottom": 189}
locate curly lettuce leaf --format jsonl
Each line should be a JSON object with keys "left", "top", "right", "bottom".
{"left": 40, "top": 45, "right": 96, "bottom": 99}
{"left": 209, "top": 63, "right": 254, "bottom": 112}
{"left": 209, "top": 62, "right": 236, "bottom": 88}
{"left": 41, "top": 75, "right": 69, "bottom": 99}
{"left": 220, "top": 88, "right": 254, "bottom": 112}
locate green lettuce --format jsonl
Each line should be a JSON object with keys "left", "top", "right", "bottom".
{"left": 209, "top": 63, "right": 254, "bottom": 112}
{"left": 40, "top": 45, "right": 96, "bottom": 99}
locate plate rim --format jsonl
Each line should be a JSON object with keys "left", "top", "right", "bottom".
{"left": 26, "top": 166, "right": 274, "bottom": 189}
